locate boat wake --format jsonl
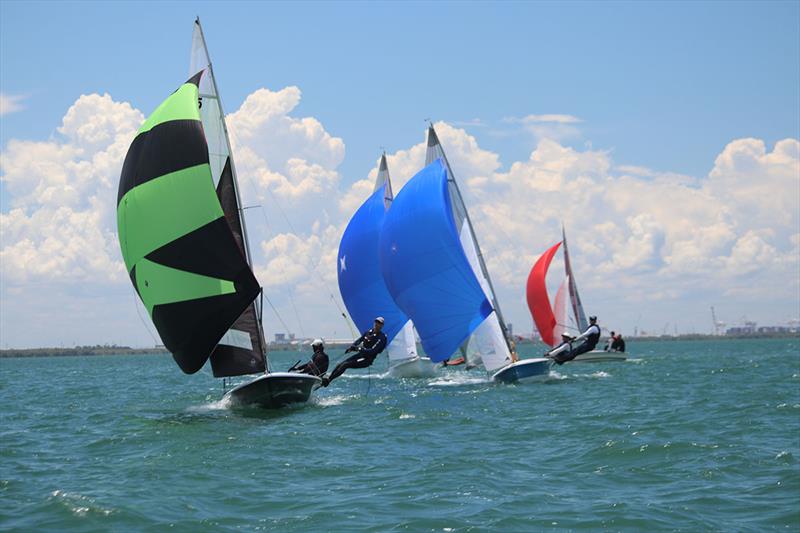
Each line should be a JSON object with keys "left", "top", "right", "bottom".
{"left": 427, "top": 374, "right": 489, "bottom": 387}
{"left": 188, "top": 396, "right": 234, "bottom": 412}
{"left": 314, "top": 394, "right": 360, "bottom": 407}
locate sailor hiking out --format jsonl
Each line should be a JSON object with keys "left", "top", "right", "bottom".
{"left": 321, "top": 317, "right": 388, "bottom": 386}
{"left": 289, "top": 339, "right": 329, "bottom": 377}
{"left": 546, "top": 315, "right": 602, "bottom": 364}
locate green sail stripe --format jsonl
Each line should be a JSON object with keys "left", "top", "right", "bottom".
{"left": 137, "top": 82, "right": 201, "bottom": 136}
{"left": 135, "top": 258, "right": 236, "bottom": 316}
{"left": 118, "top": 163, "right": 224, "bottom": 270}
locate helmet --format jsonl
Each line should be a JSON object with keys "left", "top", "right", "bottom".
{"left": 589, "top": 315, "right": 597, "bottom": 322}
{"left": 374, "top": 316, "right": 385, "bottom": 324}
{"left": 311, "top": 338, "right": 324, "bottom": 347}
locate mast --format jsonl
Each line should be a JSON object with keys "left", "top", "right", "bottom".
{"left": 193, "top": 18, "right": 268, "bottom": 365}
{"left": 426, "top": 125, "right": 514, "bottom": 352}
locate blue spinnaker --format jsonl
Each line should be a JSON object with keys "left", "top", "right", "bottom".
{"left": 379, "top": 159, "right": 492, "bottom": 361}
{"left": 338, "top": 183, "right": 409, "bottom": 343}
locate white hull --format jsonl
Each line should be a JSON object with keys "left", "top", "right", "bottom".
{"left": 571, "top": 350, "right": 627, "bottom": 363}
{"left": 387, "top": 357, "right": 438, "bottom": 378}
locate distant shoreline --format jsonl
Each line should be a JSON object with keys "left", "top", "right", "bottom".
{"left": 0, "top": 333, "right": 796, "bottom": 359}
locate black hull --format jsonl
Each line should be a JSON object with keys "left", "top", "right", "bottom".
{"left": 224, "top": 372, "right": 321, "bottom": 408}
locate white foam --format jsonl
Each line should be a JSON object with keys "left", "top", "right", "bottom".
{"left": 314, "top": 394, "right": 358, "bottom": 407}
{"left": 428, "top": 374, "right": 488, "bottom": 387}
{"left": 187, "top": 396, "right": 233, "bottom": 412}
{"left": 399, "top": 413, "right": 416, "bottom": 419}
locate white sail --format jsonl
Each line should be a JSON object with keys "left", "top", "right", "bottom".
{"left": 191, "top": 19, "right": 266, "bottom": 374}
{"left": 460, "top": 221, "right": 512, "bottom": 371}
{"left": 553, "top": 275, "right": 569, "bottom": 341}
{"left": 190, "top": 22, "right": 229, "bottom": 191}
{"left": 387, "top": 321, "right": 418, "bottom": 363}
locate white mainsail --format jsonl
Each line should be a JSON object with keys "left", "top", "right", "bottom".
{"left": 190, "top": 18, "right": 266, "bottom": 371}
{"left": 553, "top": 275, "right": 569, "bottom": 341}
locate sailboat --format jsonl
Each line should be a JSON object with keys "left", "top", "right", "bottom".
{"left": 526, "top": 226, "right": 626, "bottom": 363}
{"left": 116, "top": 19, "right": 321, "bottom": 408}
{"left": 379, "top": 126, "right": 550, "bottom": 383}
{"left": 337, "top": 154, "right": 436, "bottom": 378}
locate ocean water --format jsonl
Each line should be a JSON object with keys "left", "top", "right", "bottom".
{"left": 1, "top": 338, "right": 798, "bottom": 531}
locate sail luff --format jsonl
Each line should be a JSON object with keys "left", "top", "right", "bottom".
{"left": 425, "top": 125, "right": 514, "bottom": 353}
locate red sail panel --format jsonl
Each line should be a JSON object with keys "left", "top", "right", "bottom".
{"left": 526, "top": 241, "right": 562, "bottom": 346}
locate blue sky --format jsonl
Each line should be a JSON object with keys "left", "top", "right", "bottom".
{"left": 1, "top": 1, "right": 799, "bottom": 347}
{"left": 3, "top": 1, "right": 797, "bottom": 181}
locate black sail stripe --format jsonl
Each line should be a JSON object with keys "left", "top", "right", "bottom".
{"left": 118, "top": 119, "right": 209, "bottom": 205}
{"left": 144, "top": 217, "right": 250, "bottom": 282}
{"left": 153, "top": 286, "right": 260, "bottom": 375}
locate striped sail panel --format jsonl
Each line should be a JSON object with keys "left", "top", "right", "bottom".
{"left": 562, "top": 226, "right": 589, "bottom": 332}
{"left": 379, "top": 160, "right": 491, "bottom": 361}
{"left": 526, "top": 241, "right": 562, "bottom": 347}
{"left": 209, "top": 157, "right": 266, "bottom": 377}
{"left": 117, "top": 74, "right": 259, "bottom": 374}
{"left": 338, "top": 184, "right": 410, "bottom": 345}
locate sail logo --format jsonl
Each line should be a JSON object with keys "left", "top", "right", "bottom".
{"left": 339, "top": 255, "right": 347, "bottom": 272}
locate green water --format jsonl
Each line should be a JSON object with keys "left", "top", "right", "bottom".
{"left": 1, "top": 338, "right": 798, "bottom": 531}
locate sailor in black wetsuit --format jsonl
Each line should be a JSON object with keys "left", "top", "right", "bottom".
{"left": 321, "top": 317, "right": 388, "bottom": 387}
{"left": 289, "top": 338, "right": 329, "bottom": 376}
{"left": 546, "top": 316, "right": 602, "bottom": 365}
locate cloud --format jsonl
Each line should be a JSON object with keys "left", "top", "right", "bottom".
{"left": 0, "top": 93, "right": 143, "bottom": 284}
{"left": 502, "top": 113, "right": 583, "bottom": 142}
{"left": 505, "top": 114, "right": 583, "bottom": 124}
{"left": 0, "top": 93, "right": 26, "bottom": 116}
{"left": 1, "top": 86, "right": 798, "bottom": 347}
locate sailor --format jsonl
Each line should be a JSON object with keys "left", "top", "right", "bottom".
{"left": 321, "top": 317, "right": 388, "bottom": 387}
{"left": 546, "top": 316, "right": 602, "bottom": 364}
{"left": 603, "top": 331, "right": 616, "bottom": 351}
{"left": 289, "top": 338, "right": 329, "bottom": 376}
{"left": 610, "top": 333, "right": 626, "bottom": 353}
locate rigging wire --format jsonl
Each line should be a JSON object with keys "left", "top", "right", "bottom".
{"left": 131, "top": 289, "right": 160, "bottom": 346}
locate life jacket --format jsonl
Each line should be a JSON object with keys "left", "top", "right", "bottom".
{"left": 585, "top": 324, "right": 601, "bottom": 349}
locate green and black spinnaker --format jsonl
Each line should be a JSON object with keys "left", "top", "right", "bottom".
{"left": 117, "top": 71, "right": 260, "bottom": 374}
